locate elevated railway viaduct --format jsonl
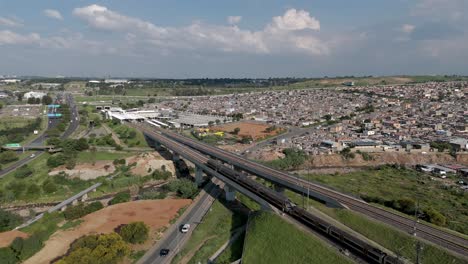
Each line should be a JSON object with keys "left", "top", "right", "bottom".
{"left": 131, "top": 123, "right": 468, "bottom": 260}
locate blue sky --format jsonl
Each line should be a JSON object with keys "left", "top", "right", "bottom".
{"left": 0, "top": 0, "right": 467, "bottom": 78}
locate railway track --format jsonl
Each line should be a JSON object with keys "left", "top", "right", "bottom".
{"left": 146, "top": 125, "right": 468, "bottom": 258}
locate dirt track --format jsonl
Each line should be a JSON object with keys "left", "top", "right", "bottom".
{"left": 25, "top": 199, "right": 191, "bottom": 264}
{"left": 0, "top": 230, "right": 29, "bottom": 247}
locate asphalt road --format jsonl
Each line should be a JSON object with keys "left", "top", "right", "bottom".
{"left": 0, "top": 93, "right": 79, "bottom": 178}
{"left": 139, "top": 181, "right": 221, "bottom": 264}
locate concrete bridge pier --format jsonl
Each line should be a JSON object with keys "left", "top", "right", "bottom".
{"left": 72, "top": 199, "right": 78, "bottom": 206}
{"left": 224, "top": 184, "right": 236, "bottom": 201}
{"left": 173, "top": 153, "right": 180, "bottom": 162}
{"left": 195, "top": 166, "right": 204, "bottom": 186}
{"left": 61, "top": 205, "right": 67, "bottom": 212}
{"left": 81, "top": 193, "right": 88, "bottom": 202}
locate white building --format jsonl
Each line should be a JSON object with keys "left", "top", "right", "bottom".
{"left": 24, "top": 91, "right": 47, "bottom": 99}
{"left": 104, "top": 79, "right": 129, "bottom": 84}
{"left": 1, "top": 79, "right": 21, "bottom": 84}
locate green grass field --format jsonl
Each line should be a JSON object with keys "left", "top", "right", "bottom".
{"left": 285, "top": 191, "right": 467, "bottom": 264}
{"left": 242, "top": 211, "right": 352, "bottom": 264}
{"left": 109, "top": 122, "right": 149, "bottom": 148}
{"left": 76, "top": 151, "right": 132, "bottom": 163}
{"left": 303, "top": 166, "right": 468, "bottom": 235}
{"left": 171, "top": 200, "right": 247, "bottom": 264}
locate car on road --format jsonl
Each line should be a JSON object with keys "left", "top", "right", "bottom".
{"left": 30, "top": 154, "right": 35, "bottom": 158}
{"left": 181, "top": 224, "right": 190, "bottom": 233}
{"left": 160, "top": 248, "right": 170, "bottom": 256}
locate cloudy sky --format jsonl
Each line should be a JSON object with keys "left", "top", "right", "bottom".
{"left": 0, "top": 0, "right": 467, "bottom": 78}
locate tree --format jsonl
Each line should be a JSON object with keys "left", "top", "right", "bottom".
{"left": 16, "top": 93, "right": 24, "bottom": 101}
{"left": 27, "top": 97, "right": 36, "bottom": 104}
{"left": 57, "top": 233, "right": 130, "bottom": 264}
{"left": 147, "top": 98, "right": 156, "bottom": 103}
{"left": 41, "top": 95, "right": 53, "bottom": 105}
{"left": 47, "top": 154, "right": 67, "bottom": 168}
{"left": 208, "top": 121, "right": 214, "bottom": 127}
{"left": 118, "top": 222, "right": 149, "bottom": 244}
{"left": 232, "top": 127, "right": 240, "bottom": 135}
{"left": 75, "top": 138, "right": 89, "bottom": 151}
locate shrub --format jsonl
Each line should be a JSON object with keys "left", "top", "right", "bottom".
{"left": 0, "top": 247, "right": 17, "bottom": 264}
{"left": 165, "top": 179, "right": 198, "bottom": 199}
{"left": 140, "top": 190, "right": 166, "bottom": 200}
{"left": 0, "top": 209, "right": 22, "bottom": 232}
{"left": 0, "top": 151, "right": 19, "bottom": 164}
{"left": 118, "top": 222, "right": 149, "bottom": 244}
{"left": 63, "top": 202, "right": 104, "bottom": 220}
{"left": 14, "top": 165, "right": 33, "bottom": 179}
{"left": 57, "top": 233, "right": 130, "bottom": 264}
{"left": 47, "top": 154, "right": 67, "bottom": 168}
{"left": 109, "top": 192, "right": 131, "bottom": 205}
{"left": 42, "top": 180, "right": 58, "bottom": 193}
{"left": 151, "top": 169, "right": 171, "bottom": 181}
{"left": 423, "top": 208, "right": 446, "bottom": 226}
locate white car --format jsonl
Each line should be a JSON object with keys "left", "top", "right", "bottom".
{"left": 181, "top": 224, "right": 190, "bottom": 233}
{"left": 30, "top": 154, "right": 35, "bottom": 158}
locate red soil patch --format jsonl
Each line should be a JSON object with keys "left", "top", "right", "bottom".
{"left": 0, "top": 230, "right": 29, "bottom": 247}
{"left": 212, "top": 121, "right": 282, "bottom": 140}
{"left": 25, "top": 199, "right": 191, "bottom": 264}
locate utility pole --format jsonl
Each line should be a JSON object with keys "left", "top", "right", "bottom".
{"left": 307, "top": 168, "right": 310, "bottom": 210}
{"left": 413, "top": 200, "right": 422, "bottom": 264}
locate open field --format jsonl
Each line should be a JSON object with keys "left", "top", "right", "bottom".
{"left": 107, "top": 122, "right": 149, "bottom": 148}
{"left": 24, "top": 199, "right": 191, "bottom": 264}
{"left": 303, "top": 166, "right": 468, "bottom": 235}
{"left": 285, "top": 190, "right": 467, "bottom": 264}
{"left": 171, "top": 200, "right": 247, "bottom": 264}
{"left": 242, "top": 211, "right": 352, "bottom": 264}
{"left": 76, "top": 151, "right": 133, "bottom": 163}
{"left": 212, "top": 121, "right": 283, "bottom": 141}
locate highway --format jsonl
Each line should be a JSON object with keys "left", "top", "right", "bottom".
{"left": 0, "top": 93, "right": 79, "bottom": 178}
{"left": 138, "top": 180, "right": 222, "bottom": 264}
{"left": 142, "top": 125, "right": 468, "bottom": 258}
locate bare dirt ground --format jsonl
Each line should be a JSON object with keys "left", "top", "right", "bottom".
{"left": 247, "top": 148, "right": 467, "bottom": 167}
{"left": 127, "top": 152, "right": 176, "bottom": 176}
{"left": 0, "top": 230, "right": 29, "bottom": 247}
{"left": 25, "top": 199, "right": 191, "bottom": 264}
{"left": 48, "top": 152, "right": 176, "bottom": 180}
{"left": 49, "top": 160, "right": 116, "bottom": 180}
{"left": 212, "top": 121, "right": 282, "bottom": 140}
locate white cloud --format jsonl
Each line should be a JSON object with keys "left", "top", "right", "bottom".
{"left": 0, "top": 17, "right": 23, "bottom": 27}
{"left": 0, "top": 30, "right": 40, "bottom": 45}
{"left": 269, "top": 9, "right": 320, "bottom": 31}
{"left": 43, "top": 9, "right": 63, "bottom": 20}
{"left": 401, "top": 24, "right": 415, "bottom": 34}
{"left": 73, "top": 5, "right": 328, "bottom": 56}
{"left": 227, "top": 16, "right": 242, "bottom": 25}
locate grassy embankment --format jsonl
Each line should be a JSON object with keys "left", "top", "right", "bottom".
{"left": 242, "top": 211, "right": 352, "bottom": 264}
{"left": 302, "top": 166, "right": 468, "bottom": 235}
{"left": 285, "top": 190, "right": 467, "bottom": 264}
{"left": 171, "top": 200, "right": 247, "bottom": 264}
{"left": 0, "top": 151, "right": 132, "bottom": 204}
